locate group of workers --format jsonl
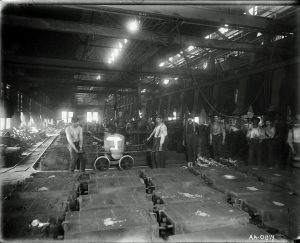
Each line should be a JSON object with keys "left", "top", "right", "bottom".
{"left": 65, "top": 112, "right": 300, "bottom": 173}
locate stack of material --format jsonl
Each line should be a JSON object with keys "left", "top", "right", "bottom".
{"left": 64, "top": 170, "right": 158, "bottom": 242}
{"left": 2, "top": 172, "right": 78, "bottom": 240}
{"left": 197, "top": 164, "right": 300, "bottom": 238}
{"left": 139, "top": 168, "right": 267, "bottom": 241}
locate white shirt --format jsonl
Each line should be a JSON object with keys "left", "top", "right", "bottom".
{"left": 154, "top": 123, "right": 167, "bottom": 138}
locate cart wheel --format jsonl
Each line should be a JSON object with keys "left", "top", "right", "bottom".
{"left": 94, "top": 156, "right": 110, "bottom": 171}
{"left": 119, "top": 155, "right": 134, "bottom": 170}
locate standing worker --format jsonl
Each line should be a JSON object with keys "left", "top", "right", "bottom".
{"left": 246, "top": 117, "right": 265, "bottom": 166}
{"left": 65, "top": 117, "right": 86, "bottom": 173}
{"left": 210, "top": 115, "right": 226, "bottom": 161}
{"left": 183, "top": 116, "right": 199, "bottom": 165}
{"left": 147, "top": 115, "right": 168, "bottom": 168}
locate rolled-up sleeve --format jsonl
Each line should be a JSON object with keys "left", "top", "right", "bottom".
{"left": 160, "top": 124, "right": 168, "bottom": 144}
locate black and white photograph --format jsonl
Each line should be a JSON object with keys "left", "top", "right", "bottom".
{"left": 0, "top": 0, "right": 299, "bottom": 242}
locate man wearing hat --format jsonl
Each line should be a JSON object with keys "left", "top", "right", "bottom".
{"left": 183, "top": 114, "right": 199, "bottom": 164}
{"left": 65, "top": 116, "right": 86, "bottom": 173}
{"left": 246, "top": 116, "right": 265, "bottom": 166}
{"left": 287, "top": 113, "right": 300, "bottom": 170}
{"left": 147, "top": 115, "right": 168, "bottom": 168}
{"left": 210, "top": 115, "right": 226, "bottom": 160}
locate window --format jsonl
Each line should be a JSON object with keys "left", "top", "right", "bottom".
{"left": 0, "top": 118, "right": 5, "bottom": 130}
{"left": 62, "top": 111, "right": 67, "bottom": 123}
{"left": 92, "top": 112, "right": 98, "bottom": 122}
{"left": 68, "top": 112, "right": 73, "bottom": 123}
{"left": 248, "top": 6, "right": 258, "bottom": 15}
{"left": 6, "top": 118, "right": 11, "bottom": 129}
{"left": 87, "top": 112, "right": 98, "bottom": 122}
{"left": 62, "top": 111, "right": 73, "bottom": 123}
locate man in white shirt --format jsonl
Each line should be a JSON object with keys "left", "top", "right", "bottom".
{"left": 147, "top": 115, "right": 168, "bottom": 168}
{"left": 246, "top": 116, "right": 265, "bottom": 166}
{"left": 65, "top": 117, "right": 86, "bottom": 172}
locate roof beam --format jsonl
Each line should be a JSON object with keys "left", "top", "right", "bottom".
{"left": 35, "top": 87, "right": 136, "bottom": 95}
{"left": 23, "top": 77, "right": 136, "bottom": 88}
{"left": 146, "top": 56, "right": 300, "bottom": 99}
{"left": 3, "top": 55, "right": 211, "bottom": 78}
{"left": 3, "top": 15, "right": 288, "bottom": 54}
{"left": 88, "top": 5, "right": 293, "bottom": 33}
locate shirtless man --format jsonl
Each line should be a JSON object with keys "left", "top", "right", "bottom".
{"left": 65, "top": 117, "right": 86, "bottom": 172}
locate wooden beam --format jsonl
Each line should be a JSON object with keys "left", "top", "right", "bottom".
{"left": 3, "top": 15, "right": 288, "bottom": 54}
{"left": 21, "top": 77, "right": 136, "bottom": 88}
{"left": 40, "top": 88, "right": 137, "bottom": 95}
{"left": 3, "top": 55, "right": 212, "bottom": 78}
{"left": 94, "top": 5, "right": 294, "bottom": 33}
{"left": 145, "top": 56, "right": 300, "bottom": 100}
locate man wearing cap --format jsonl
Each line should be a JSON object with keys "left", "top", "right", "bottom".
{"left": 210, "top": 115, "right": 226, "bottom": 160}
{"left": 183, "top": 115, "right": 199, "bottom": 164}
{"left": 147, "top": 115, "right": 168, "bottom": 168}
{"left": 287, "top": 113, "right": 300, "bottom": 169}
{"left": 65, "top": 116, "right": 86, "bottom": 173}
{"left": 246, "top": 116, "right": 265, "bottom": 166}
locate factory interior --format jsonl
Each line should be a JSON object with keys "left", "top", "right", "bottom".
{"left": 1, "top": 2, "right": 300, "bottom": 242}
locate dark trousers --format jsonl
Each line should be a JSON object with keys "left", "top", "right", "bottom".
{"left": 265, "top": 139, "right": 276, "bottom": 167}
{"left": 248, "top": 140, "right": 263, "bottom": 166}
{"left": 186, "top": 134, "right": 198, "bottom": 162}
{"left": 151, "top": 137, "right": 166, "bottom": 168}
{"left": 68, "top": 142, "right": 86, "bottom": 172}
{"left": 212, "top": 134, "right": 223, "bottom": 160}
{"left": 229, "top": 132, "right": 241, "bottom": 159}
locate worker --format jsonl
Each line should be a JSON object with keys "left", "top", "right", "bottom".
{"left": 264, "top": 117, "right": 276, "bottom": 167}
{"left": 209, "top": 115, "right": 226, "bottom": 161}
{"left": 228, "top": 116, "right": 242, "bottom": 160}
{"left": 246, "top": 116, "right": 265, "bottom": 166}
{"left": 65, "top": 116, "right": 86, "bottom": 173}
{"left": 287, "top": 114, "right": 300, "bottom": 170}
{"left": 147, "top": 114, "right": 168, "bottom": 168}
{"left": 104, "top": 125, "right": 125, "bottom": 160}
{"left": 183, "top": 115, "right": 199, "bottom": 165}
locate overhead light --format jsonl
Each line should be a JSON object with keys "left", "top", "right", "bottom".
{"left": 176, "top": 53, "right": 181, "bottom": 57}
{"left": 127, "top": 19, "right": 139, "bottom": 33}
{"left": 141, "top": 89, "right": 146, "bottom": 93}
{"left": 169, "top": 57, "right": 173, "bottom": 62}
{"left": 187, "top": 45, "right": 195, "bottom": 51}
{"left": 113, "top": 48, "right": 120, "bottom": 56}
{"left": 174, "top": 77, "right": 178, "bottom": 80}
{"left": 205, "top": 35, "right": 210, "bottom": 39}
{"left": 96, "top": 75, "right": 101, "bottom": 80}
{"left": 163, "top": 79, "right": 169, "bottom": 85}
{"left": 118, "top": 42, "right": 123, "bottom": 49}
{"left": 224, "top": 24, "right": 228, "bottom": 27}
{"left": 124, "top": 38, "right": 128, "bottom": 44}
{"left": 180, "top": 51, "right": 183, "bottom": 54}
{"left": 159, "top": 62, "right": 165, "bottom": 67}
{"left": 218, "top": 27, "right": 228, "bottom": 34}
{"left": 257, "top": 32, "right": 262, "bottom": 37}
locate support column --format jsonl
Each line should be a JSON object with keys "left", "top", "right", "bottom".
{"left": 193, "top": 89, "right": 199, "bottom": 116}
{"left": 179, "top": 91, "right": 184, "bottom": 117}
